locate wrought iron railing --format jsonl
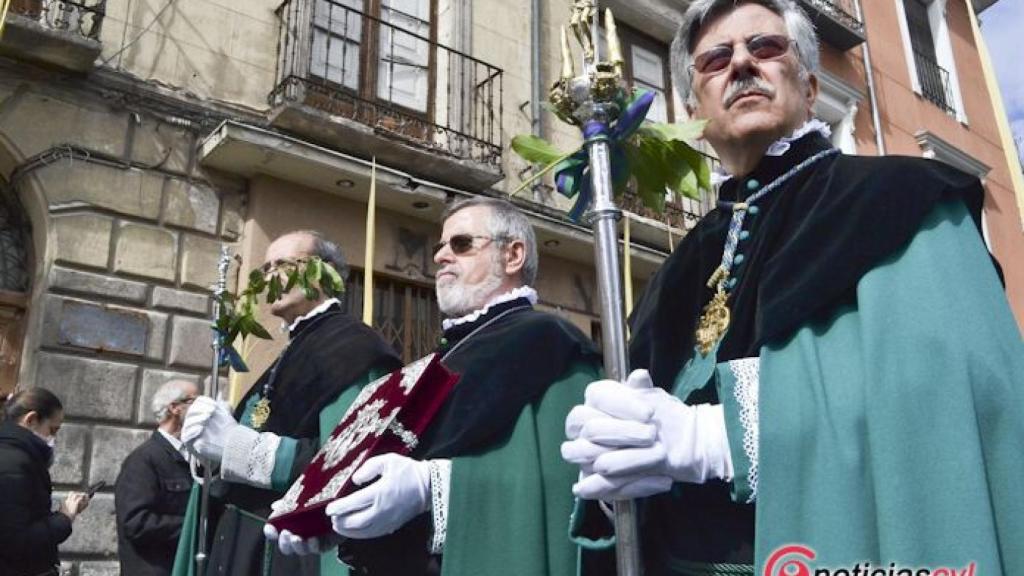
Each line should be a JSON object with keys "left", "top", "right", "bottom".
{"left": 271, "top": 0, "right": 503, "bottom": 167}
{"left": 7, "top": 0, "right": 105, "bottom": 40}
{"left": 620, "top": 152, "right": 720, "bottom": 234}
{"left": 344, "top": 270, "right": 441, "bottom": 364}
{"left": 913, "top": 50, "right": 956, "bottom": 116}
{"left": 800, "top": 0, "right": 863, "bottom": 36}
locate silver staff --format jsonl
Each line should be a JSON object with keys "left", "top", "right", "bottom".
{"left": 195, "top": 245, "right": 233, "bottom": 575}
{"left": 555, "top": 3, "right": 641, "bottom": 574}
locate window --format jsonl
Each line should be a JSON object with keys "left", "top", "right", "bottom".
{"left": 895, "top": 0, "right": 966, "bottom": 120}
{"left": 310, "top": 0, "right": 435, "bottom": 115}
{"left": 0, "top": 182, "right": 29, "bottom": 396}
{"left": 344, "top": 270, "right": 441, "bottom": 363}
{"left": 599, "top": 24, "right": 675, "bottom": 123}
{"left": 813, "top": 69, "right": 861, "bottom": 154}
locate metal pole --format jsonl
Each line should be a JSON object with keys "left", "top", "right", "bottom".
{"left": 587, "top": 115, "right": 642, "bottom": 576}
{"left": 853, "top": 0, "right": 885, "bottom": 155}
{"left": 196, "top": 245, "right": 231, "bottom": 576}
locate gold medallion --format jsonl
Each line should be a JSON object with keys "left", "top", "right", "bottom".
{"left": 250, "top": 397, "right": 272, "bottom": 430}
{"left": 695, "top": 280, "right": 731, "bottom": 356}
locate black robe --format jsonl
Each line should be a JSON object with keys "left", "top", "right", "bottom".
{"left": 623, "top": 133, "right": 992, "bottom": 572}
{"left": 205, "top": 304, "right": 401, "bottom": 576}
{"left": 338, "top": 297, "right": 601, "bottom": 575}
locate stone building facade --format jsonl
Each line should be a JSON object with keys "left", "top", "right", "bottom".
{"left": 0, "top": 0, "right": 1020, "bottom": 573}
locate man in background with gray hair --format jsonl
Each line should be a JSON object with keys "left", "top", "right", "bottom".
{"left": 115, "top": 379, "right": 199, "bottom": 576}
{"left": 562, "top": 1, "right": 1024, "bottom": 575}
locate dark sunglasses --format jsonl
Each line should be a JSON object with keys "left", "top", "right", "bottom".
{"left": 691, "top": 34, "right": 794, "bottom": 76}
{"left": 432, "top": 234, "right": 506, "bottom": 256}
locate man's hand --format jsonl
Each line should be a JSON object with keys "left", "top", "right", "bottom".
{"left": 325, "top": 453, "right": 431, "bottom": 539}
{"left": 561, "top": 369, "right": 733, "bottom": 500}
{"left": 60, "top": 492, "right": 90, "bottom": 521}
{"left": 263, "top": 524, "right": 335, "bottom": 555}
{"left": 181, "top": 396, "right": 238, "bottom": 465}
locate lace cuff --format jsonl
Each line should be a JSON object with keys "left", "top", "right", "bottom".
{"left": 427, "top": 459, "right": 451, "bottom": 554}
{"left": 727, "top": 357, "right": 759, "bottom": 503}
{"left": 221, "top": 425, "right": 282, "bottom": 489}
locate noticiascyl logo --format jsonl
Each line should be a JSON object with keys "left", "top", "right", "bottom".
{"left": 764, "top": 544, "right": 816, "bottom": 576}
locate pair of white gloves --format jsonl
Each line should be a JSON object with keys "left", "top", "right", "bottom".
{"left": 181, "top": 396, "right": 433, "bottom": 555}
{"left": 561, "top": 369, "right": 734, "bottom": 500}
{"left": 263, "top": 452, "right": 434, "bottom": 555}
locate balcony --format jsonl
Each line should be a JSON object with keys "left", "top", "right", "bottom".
{"left": 0, "top": 0, "right": 105, "bottom": 72}
{"left": 797, "top": 0, "right": 865, "bottom": 51}
{"left": 269, "top": 0, "right": 504, "bottom": 192}
{"left": 913, "top": 50, "right": 956, "bottom": 116}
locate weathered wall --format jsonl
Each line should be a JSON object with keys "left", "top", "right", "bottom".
{"left": 0, "top": 74, "right": 245, "bottom": 574}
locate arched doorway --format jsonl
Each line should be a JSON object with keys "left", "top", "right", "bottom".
{"left": 0, "top": 178, "right": 30, "bottom": 396}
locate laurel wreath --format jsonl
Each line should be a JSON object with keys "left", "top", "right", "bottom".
{"left": 214, "top": 257, "right": 346, "bottom": 345}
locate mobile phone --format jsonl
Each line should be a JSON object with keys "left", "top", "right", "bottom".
{"left": 87, "top": 480, "right": 106, "bottom": 498}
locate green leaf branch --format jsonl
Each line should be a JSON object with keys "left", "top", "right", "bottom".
{"left": 214, "top": 257, "right": 345, "bottom": 346}
{"left": 510, "top": 105, "right": 712, "bottom": 212}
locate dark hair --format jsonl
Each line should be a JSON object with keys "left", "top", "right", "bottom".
{"left": 1, "top": 388, "right": 63, "bottom": 423}
{"left": 289, "top": 229, "right": 350, "bottom": 282}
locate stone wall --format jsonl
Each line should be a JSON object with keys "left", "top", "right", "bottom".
{"left": 0, "top": 75, "right": 246, "bottom": 574}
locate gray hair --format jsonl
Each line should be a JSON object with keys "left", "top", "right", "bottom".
{"left": 151, "top": 380, "right": 196, "bottom": 422}
{"left": 442, "top": 197, "right": 538, "bottom": 286}
{"left": 671, "top": 0, "right": 819, "bottom": 106}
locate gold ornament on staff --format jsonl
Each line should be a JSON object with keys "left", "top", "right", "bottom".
{"left": 550, "top": 3, "right": 642, "bottom": 575}
{"left": 551, "top": 7, "right": 627, "bottom": 126}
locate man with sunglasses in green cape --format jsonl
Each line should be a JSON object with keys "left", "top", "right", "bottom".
{"left": 562, "top": 2, "right": 1024, "bottom": 576}
{"left": 266, "top": 197, "right": 603, "bottom": 576}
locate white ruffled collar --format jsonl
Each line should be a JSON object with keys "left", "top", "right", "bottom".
{"left": 441, "top": 286, "right": 539, "bottom": 330}
{"left": 710, "top": 118, "right": 832, "bottom": 186}
{"left": 286, "top": 297, "right": 342, "bottom": 334}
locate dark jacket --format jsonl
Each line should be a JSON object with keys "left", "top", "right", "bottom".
{"left": 115, "top": 430, "right": 193, "bottom": 576}
{"left": 0, "top": 420, "right": 73, "bottom": 576}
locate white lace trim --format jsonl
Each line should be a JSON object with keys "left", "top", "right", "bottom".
{"left": 711, "top": 118, "right": 833, "bottom": 185}
{"left": 284, "top": 297, "right": 342, "bottom": 334}
{"left": 221, "top": 425, "right": 281, "bottom": 489}
{"left": 441, "top": 286, "right": 538, "bottom": 330}
{"left": 428, "top": 459, "right": 451, "bottom": 554}
{"left": 728, "top": 357, "right": 760, "bottom": 503}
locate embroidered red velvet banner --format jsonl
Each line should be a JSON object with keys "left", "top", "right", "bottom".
{"left": 267, "top": 353, "right": 458, "bottom": 537}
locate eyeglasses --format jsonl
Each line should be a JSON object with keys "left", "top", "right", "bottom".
{"left": 259, "top": 257, "right": 310, "bottom": 276}
{"left": 690, "top": 34, "right": 794, "bottom": 76}
{"left": 432, "top": 234, "right": 506, "bottom": 257}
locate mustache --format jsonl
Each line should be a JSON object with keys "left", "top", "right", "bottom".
{"left": 723, "top": 77, "right": 775, "bottom": 107}
{"left": 437, "top": 266, "right": 459, "bottom": 277}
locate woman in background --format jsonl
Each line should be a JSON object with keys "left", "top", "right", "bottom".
{"left": 0, "top": 388, "right": 90, "bottom": 576}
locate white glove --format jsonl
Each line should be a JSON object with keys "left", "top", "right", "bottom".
{"left": 181, "top": 396, "right": 239, "bottom": 465}
{"left": 562, "top": 369, "right": 733, "bottom": 500}
{"left": 325, "top": 453, "right": 431, "bottom": 539}
{"left": 263, "top": 524, "right": 333, "bottom": 556}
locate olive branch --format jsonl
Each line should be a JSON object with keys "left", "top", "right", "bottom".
{"left": 214, "top": 257, "right": 345, "bottom": 346}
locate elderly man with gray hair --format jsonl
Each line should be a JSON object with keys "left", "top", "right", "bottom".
{"left": 115, "top": 379, "right": 199, "bottom": 576}
{"left": 562, "top": 1, "right": 1024, "bottom": 575}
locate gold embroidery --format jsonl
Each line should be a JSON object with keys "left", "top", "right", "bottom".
{"left": 250, "top": 397, "right": 272, "bottom": 431}
{"left": 695, "top": 274, "right": 731, "bottom": 356}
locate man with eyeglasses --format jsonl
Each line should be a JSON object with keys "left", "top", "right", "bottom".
{"left": 562, "top": 1, "right": 1024, "bottom": 575}
{"left": 267, "top": 197, "right": 603, "bottom": 576}
{"left": 115, "top": 380, "right": 199, "bottom": 576}
{"left": 177, "top": 230, "right": 402, "bottom": 576}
